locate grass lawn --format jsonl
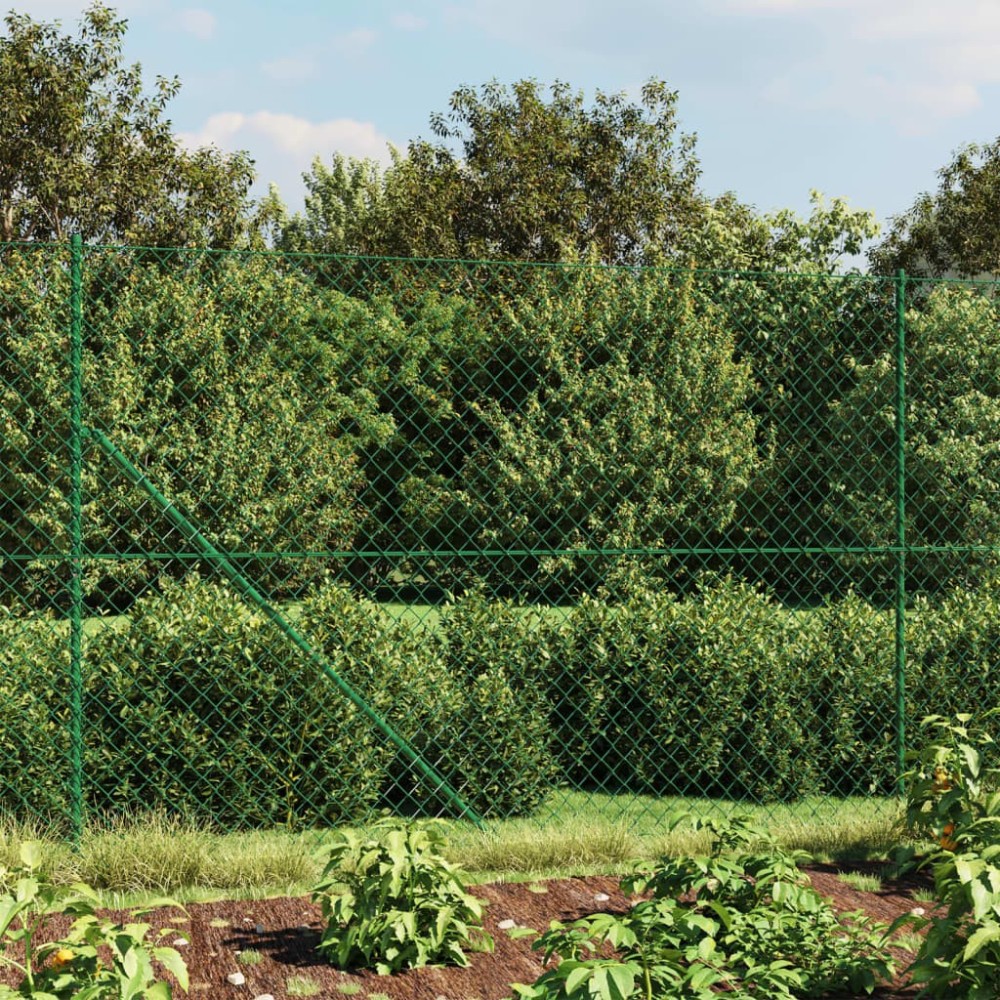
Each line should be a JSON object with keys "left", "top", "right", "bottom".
{"left": 0, "top": 791, "right": 904, "bottom": 908}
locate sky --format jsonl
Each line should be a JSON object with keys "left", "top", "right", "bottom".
{"left": 13, "top": 0, "right": 1000, "bottom": 246}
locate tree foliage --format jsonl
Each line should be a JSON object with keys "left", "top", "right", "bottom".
{"left": 279, "top": 79, "right": 707, "bottom": 264}
{"left": 870, "top": 139, "right": 1000, "bottom": 277}
{"left": 0, "top": 2, "right": 253, "bottom": 245}
{"left": 278, "top": 79, "right": 877, "bottom": 277}
{"left": 828, "top": 285, "right": 1000, "bottom": 590}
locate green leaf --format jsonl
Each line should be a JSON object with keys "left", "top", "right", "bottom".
{"left": 964, "top": 922, "right": 1000, "bottom": 961}
{"left": 18, "top": 842, "right": 41, "bottom": 870}
{"left": 154, "top": 946, "right": 189, "bottom": 991}
{"left": 592, "top": 964, "right": 636, "bottom": 1000}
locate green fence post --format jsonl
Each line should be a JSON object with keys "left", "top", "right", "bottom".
{"left": 69, "top": 233, "right": 84, "bottom": 845}
{"left": 894, "top": 268, "right": 907, "bottom": 796}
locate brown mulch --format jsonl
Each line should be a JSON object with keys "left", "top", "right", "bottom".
{"left": 3, "top": 863, "right": 940, "bottom": 999}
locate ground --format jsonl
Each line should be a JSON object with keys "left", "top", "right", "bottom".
{"left": 5, "top": 864, "right": 936, "bottom": 999}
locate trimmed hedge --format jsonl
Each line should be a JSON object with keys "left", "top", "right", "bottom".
{"left": 84, "top": 576, "right": 387, "bottom": 827}
{"left": 0, "top": 612, "right": 72, "bottom": 821}
{"left": 545, "top": 579, "right": 828, "bottom": 801}
{"left": 298, "top": 583, "right": 556, "bottom": 818}
{"left": 2, "top": 573, "right": 1000, "bottom": 827}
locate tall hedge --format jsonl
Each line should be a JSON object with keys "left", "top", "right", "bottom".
{"left": 1, "top": 250, "right": 397, "bottom": 607}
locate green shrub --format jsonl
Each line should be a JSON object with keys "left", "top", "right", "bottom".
{"left": 312, "top": 820, "right": 491, "bottom": 974}
{"left": 1, "top": 252, "right": 397, "bottom": 608}
{"left": 432, "top": 592, "right": 559, "bottom": 817}
{"left": 898, "top": 712, "right": 1000, "bottom": 997}
{"left": 0, "top": 841, "right": 188, "bottom": 999}
{"left": 297, "top": 581, "right": 457, "bottom": 814}
{"left": 301, "top": 584, "right": 557, "bottom": 819}
{"left": 547, "top": 577, "right": 824, "bottom": 800}
{"left": 806, "top": 593, "right": 897, "bottom": 795}
{"left": 84, "top": 575, "right": 386, "bottom": 827}
{"left": 0, "top": 612, "right": 70, "bottom": 823}
{"left": 512, "top": 814, "right": 895, "bottom": 1000}
{"left": 910, "top": 576, "right": 1000, "bottom": 724}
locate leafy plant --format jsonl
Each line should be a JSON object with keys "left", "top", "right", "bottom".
{"left": 311, "top": 820, "right": 493, "bottom": 974}
{"left": 509, "top": 814, "right": 895, "bottom": 999}
{"left": 896, "top": 712, "right": 1000, "bottom": 997}
{"left": 0, "top": 841, "right": 188, "bottom": 999}
{"left": 903, "top": 712, "right": 1000, "bottom": 851}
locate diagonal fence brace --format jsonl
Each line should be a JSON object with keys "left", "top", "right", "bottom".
{"left": 83, "top": 425, "right": 485, "bottom": 829}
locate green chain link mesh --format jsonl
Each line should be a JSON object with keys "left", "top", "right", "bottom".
{"left": 2, "top": 241, "right": 998, "bottom": 835}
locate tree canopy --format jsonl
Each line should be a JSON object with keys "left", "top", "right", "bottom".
{"left": 870, "top": 139, "right": 1000, "bottom": 278}
{"left": 276, "top": 78, "right": 876, "bottom": 273}
{"left": 0, "top": 2, "right": 254, "bottom": 245}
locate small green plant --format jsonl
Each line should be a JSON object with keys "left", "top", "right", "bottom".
{"left": 285, "top": 974, "right": 321, "bottom": 997}
{"left": 897, "top": 712, "right": 1000, "bottom": 997}
{"left": 333, "top": 984, "right": 361, "bottom": 996}
{"left": 911, "top": 888, "right": 937, "bottom": 904}
{"left": 510, "top": 814, "right": 895, "bottom": 1000}
{"left": 837, "top": 871, "right": 883, "bottom": 893}
{"left": 0, "top": 841, "right": 189, "bottom": 999}
{"left": 236, "top": 949, "right": 263, "bottom": 965}
{"left": 312, "top": 819, "right": 493, "bottom": 975}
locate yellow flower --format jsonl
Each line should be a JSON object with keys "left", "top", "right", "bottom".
{"left": 50, "top": 948, "right": 75, "bottom": 968}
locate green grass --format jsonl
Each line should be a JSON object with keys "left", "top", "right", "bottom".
{"left": 236, "top": 949, "right": 263, "bottom": 965}
{"left": 285, "top": 975, "right": 322, "bottom": 997}
{"left": 837, "top": 871, "right": 884, "bottom": 893}
{"left": 0, "top": 790, "right": 904, "bottom": 907}
{"left": 892, "top": 930, "right": 926, "bottom": 954}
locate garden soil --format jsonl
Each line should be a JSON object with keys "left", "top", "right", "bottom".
{"left": 5, "top": 863, "right": 937, "bottom": 999}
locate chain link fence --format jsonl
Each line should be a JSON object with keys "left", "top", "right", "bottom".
{"left": 2, "top": 239, "right": 998, "bottom": 837}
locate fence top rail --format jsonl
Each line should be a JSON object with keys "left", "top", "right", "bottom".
{"left": 4, "top": 238, "right": 984, "bottom": 283}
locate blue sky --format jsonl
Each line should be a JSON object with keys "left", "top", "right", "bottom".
{"left": 17, "top": 0, "right": 1000, "bottom": 244}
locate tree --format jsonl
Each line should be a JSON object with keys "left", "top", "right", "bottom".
{"left": 0, "top": 3, "right": 254, "bottom": 245}
{"left": 279, "top": 79, "right": 709, "bottom": 264}
{"left": 275, "top": 154, "right": 399, "bottom": 257}
{"left": 279, "top": 80, "right": 878, "bottom": 275}
{"left": 826, "top": 285, "right": 1000, "bottom": 593}
{"left": 869, "top": 139, "right": 1000, "bottom": 277}
{"left": 396, "top": 267, "right": 761, "bottom": 596}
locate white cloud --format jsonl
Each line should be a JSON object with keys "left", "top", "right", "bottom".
{"left": 722, "top": 0, "right": 1000, "bottom": 131}
{"left": 180, "top": 110, "right": 391, "bottom": 159}
{"left": 390, "top": 12, "right": 428, "bottom": 30}
{"left": 178, "top": 111, "right": 395, "bottom": 209}
{"left": 854, "top": 1, "right": 1000, "bottom": 42}
{"left": 176, "top": 7, "right": 215, "bottom": 41}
